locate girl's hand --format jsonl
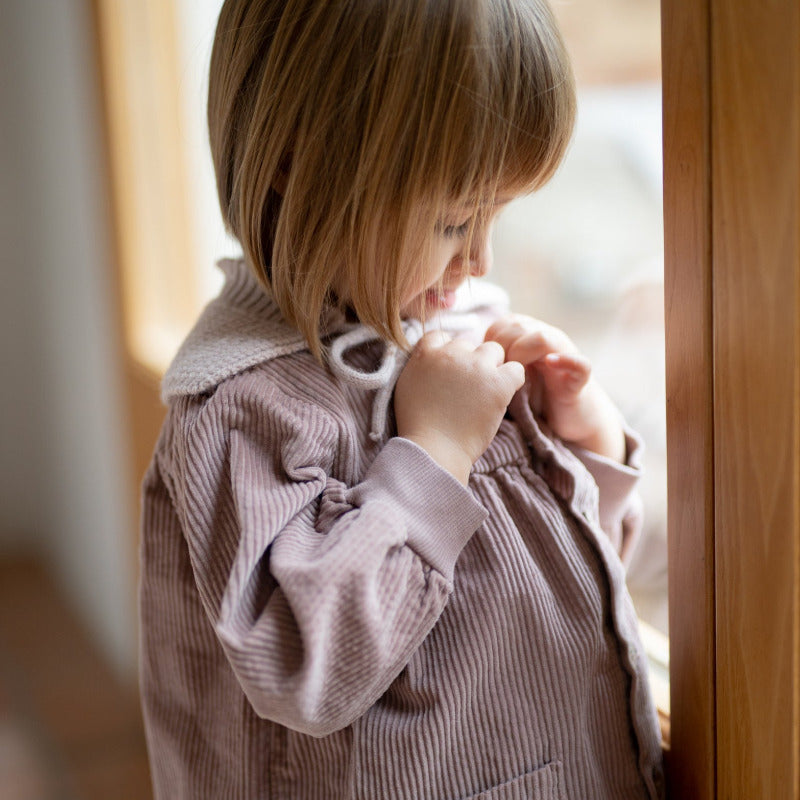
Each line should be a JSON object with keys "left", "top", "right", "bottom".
{"left": 394, "top": 331, "right": 525, "bottom": 485}
{"left": 484, "top": 315, "right": 626, "bottom": 463}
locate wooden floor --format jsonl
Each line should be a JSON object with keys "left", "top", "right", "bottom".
{"left": 0, "top": 557, "right": 152, "bottom": 800}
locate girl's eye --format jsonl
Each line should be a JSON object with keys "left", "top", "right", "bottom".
{"left": 439, "top": 220, "right": 470, "bottom": 239}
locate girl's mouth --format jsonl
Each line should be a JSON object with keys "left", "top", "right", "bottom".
{"left": 425, "top": 287, "right": 457, "bottom": 310}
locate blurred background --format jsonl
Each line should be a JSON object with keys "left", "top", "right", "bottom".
{"left": 0, "top": 0, "right": 664, "bottom": 797}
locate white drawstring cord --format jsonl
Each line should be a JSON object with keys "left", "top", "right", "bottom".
{"left": 326, "top": 313, "right": 480, "bottom": 442}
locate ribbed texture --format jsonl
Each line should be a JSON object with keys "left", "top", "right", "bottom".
{"left": 139, "top": 264, "right": 665, "bottom": 799}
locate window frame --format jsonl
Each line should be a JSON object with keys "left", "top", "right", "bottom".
{"left": 663, "top": 0, "right": 800, "bottom": 796}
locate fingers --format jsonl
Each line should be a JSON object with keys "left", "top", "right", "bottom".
{"left": 506, "top": 328, "right": 574, "bottom": 367}
{"left": 540, "top": 352, "right": 592, "bottom": 394}
{"left": 474, "top": 339, "right": 506, "bottom": 366}
{"left": 417, "top": 330, "right": 503, "bottom": 362}
{"left": 414, "top": 330, "right": 523, "bottom": 393}
{"left": 498, "top": 359, "right": 526, "bottom": 393}
{"left": 417, "top": 329, "right": 453, "bottom": 351}
{"left": 485, "top": 315, "right": 578, "bottom": 368}
{"left": 484, "top": 315, "right": 593, "bottom": 402}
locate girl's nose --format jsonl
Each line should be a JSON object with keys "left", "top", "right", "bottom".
{"left": 467, "top": 232, "right": 493, "bottom": 278}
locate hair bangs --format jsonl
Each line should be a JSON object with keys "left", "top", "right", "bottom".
{"left": 422, "top": 0, "right": 575, "bottom": 215}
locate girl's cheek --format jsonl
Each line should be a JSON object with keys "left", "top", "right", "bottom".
{"left": 446, "top": 255, "right": 467, "bottom": 276}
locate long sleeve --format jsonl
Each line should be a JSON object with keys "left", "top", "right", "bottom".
{"left": 167, "top": 380, "right": 487, "bottom": 738}
{"left": 566, "top": 425, "right": 644, "bottom": 565}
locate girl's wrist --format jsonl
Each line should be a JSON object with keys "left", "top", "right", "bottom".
{"left": 561, "top": 385, "right": 627, "bottom": 464}
{"left": 400, "top": 432, "right": 473, "bottom": 486}
{"left": 570, "top": 419, "right": 626, "bottom": 464}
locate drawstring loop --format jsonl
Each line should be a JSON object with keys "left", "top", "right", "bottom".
{"left": 326, "top": 314, "right": 479, "bottom": 442}
{"left": 327, "top": 319, "right": 425, "bottom": 442}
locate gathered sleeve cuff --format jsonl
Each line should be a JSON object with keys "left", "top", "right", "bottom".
{"left": 351, "top": 437, "right": 488, "bottom": 583}
{"left": 566, "top": 425, "right": 644, "bottom": 566}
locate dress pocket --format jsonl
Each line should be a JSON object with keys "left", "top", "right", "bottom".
{"left": 464, "top": 760, "right": 565, "bottom": 800}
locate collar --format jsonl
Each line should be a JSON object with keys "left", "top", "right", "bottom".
{"left": 162, "top": 258, "right": 509, "bottom": 439}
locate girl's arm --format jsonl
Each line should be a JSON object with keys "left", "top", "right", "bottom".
{"left": 169, "top": 380, "right": 487, "bottom": 738}
{"left": 485, "top": 314, "right": 643, "bottom": 562}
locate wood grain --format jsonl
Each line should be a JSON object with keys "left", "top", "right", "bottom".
{"left": 661, "top": 0, "right": 717, "bottom": 797}
{"left": 712, "top": 1, "right": 800, "bottom": 796}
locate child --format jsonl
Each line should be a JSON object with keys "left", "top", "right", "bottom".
{"left": 139, "top": 0, "right": 665, "bottom": 797}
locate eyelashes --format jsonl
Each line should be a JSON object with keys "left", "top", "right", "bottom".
{"left": 438, "top": 220, "right": 471, "bottom": 239}
{"left": 436, "top": 200, "right": 509, "bottom": 241}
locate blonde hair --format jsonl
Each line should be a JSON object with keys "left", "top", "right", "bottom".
{"left": 208, "top": 0, "right": 575, "bottom": 358}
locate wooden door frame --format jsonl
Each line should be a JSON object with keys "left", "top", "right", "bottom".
{"left": 663, "top": 0, "right": 800, "bottom": 797}
{"left": 661, "top": 0, "right": 715, "bottom": 793}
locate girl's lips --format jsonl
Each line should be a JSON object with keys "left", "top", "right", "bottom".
{"left": 425, "top": 288, "right": 457, "bottom": 310}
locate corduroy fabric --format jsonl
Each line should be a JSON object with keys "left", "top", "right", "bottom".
{"left": 139, "top": 261, "right": 665, "bottom": 799}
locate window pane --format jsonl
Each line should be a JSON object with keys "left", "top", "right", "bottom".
{"left": 493, "top": 0, "right": 668, "bottom": 641}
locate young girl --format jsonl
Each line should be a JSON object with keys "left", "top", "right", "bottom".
{"left": 139, "top": 1, "right": 665, "bottom": 797}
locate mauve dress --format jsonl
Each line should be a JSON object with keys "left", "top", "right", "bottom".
{"left": 139, "top": 259, "right": 665, "bottom": 799}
